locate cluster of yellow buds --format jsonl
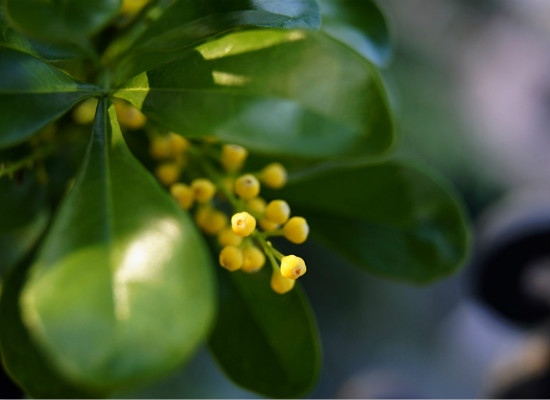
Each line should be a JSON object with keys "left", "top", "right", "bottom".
{"left": 150, "top": 137, "right": 310, "bottom": 295}
{"left": 150, "top": 132, "right": 190, "bottom": 186}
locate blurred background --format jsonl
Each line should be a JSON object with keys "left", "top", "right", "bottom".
{"left": 1, "top": 0, "right": 548, "bottom": 398}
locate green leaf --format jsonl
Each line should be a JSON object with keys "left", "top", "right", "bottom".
{"left": 18, "top": 98, "right": 215, "bottom": 392}
{"left": 0, "top": 249, "right": 98, "bottom": 398}
{"left": 208, "top": 267, "right": 321, "bottom": 398}
{"left": 0, "top": 173, "right": 49, "bottom": 278}
{"left": 0, "top": 46, "right": 99, "bottom": 149}
{"left": 2, "top": 0, "right": 121, "bottom": 45}
{"left": 109, "top": 0, "right": 320, "bottom": 82}
{"left": 116, "top": 30, "right": 394, "bottom": 159}
{"left": 276, "top": 160, "right": 471, "bottom": 283}
{"left": 318, "top": 0, "right": 392, "bottom": 66}
{"left": 0, "top": 6, "right": 82, "bottom": 61}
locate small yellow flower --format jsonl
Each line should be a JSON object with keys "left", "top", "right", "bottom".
{"left": 155, "top": 163, "right": 180, "bottom": 186}
{"left": 270, "top": 270, "right": 295, "bottom": 294}
{"left": 264, "top": 200, "right": 290, "bottom": 225}
{"left": 217, "top": 227, "right": 243, "bottom": 247}
{"left": 280, "top": 255, "right": 306, "bottom": 279}
{"left": 196, "top": 207, "right": 227, "bottom": 235}
{"left": 170, "top": 183, "right": 194, "bottom": 209}
{"left": 114, "top": 99, "right": 147, "bottom": 129}
{"left": 260, "top": 163, "right": 287, "bottom": 189}
{"left": 241, "top": 246, "right": 266, "bottom": 273}
{"left": 235, "top": 174, "right": 260, "bottom": 199}
{"left": 191, "top": 178, "right": 216, "bottom": 203}
{"left": 283, "top": 216, "right": 309, "bottom": 244}
{"left": 221, "top": 144, "right": 248, "bottom": 171}
{"left": 219, "top": 246, "right": 243, "bottom": 271}
{"left": 231, "top": 211, "right": 256, "bottom": 237}
{"left": 259, "top": 218, "right": 279, "bottom": 232}
{"left": 72, "top": 98, "right": 98, "bottom": 125}
{"left": 246, "top": 197, "right": 266, "bottom": 216}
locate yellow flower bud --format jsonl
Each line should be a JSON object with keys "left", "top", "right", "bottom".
{"left": 169, "top": 133, "right": 190, "bottom": 155}
{"left": 150, "top": 137, "right": 172, "bottom": 160}
{"left": 221, "top": 144, "right": 248, "bottom": 171}
{"left": 196, "top": 207, "right": 227, "bottom": 235}
{"left": 170, "top": 183, "right": 194, "bottom": 209}
{"left": 114, "top": 99, "right": 147, "bottom": 129}
{"left": 283, "top": 216, "right": 309, "bottom": 244}
{"left": 280, "top": 255, "right": 306, "bottom": 279}
{"left": 260, "top": 163, "right": 287, "bottom": 189}
{"left": 259, "top": 218, "right": 279, "bottom": 232}
{"left": 191, "top": 178, "right": 216, "bottom": 203}
{"left": 241, "top": 246, "right": 266, "bottom": 273}
{"left": 73, "top": 98, "right": 98, "bottom": 125}
{"left": 155, "top": 163, "right": 180, "bottom": 186}
{"left": 217, "top": 227, "right": 243, "bottom": 247}
{"left": 246, "top": 197, "right": 266, "bottom": 216}
{"left": 270, "top": 270, "right": 295, "bottom": 294}
{"left": 235, "top": 174, "right": 260, "bottom": 199}
{"left": 219, "top": 246, "right": 243, "bottom": 271}
{"left": 264, "top": 200, "right": 290, "bottom": 225}
{"left": 231, "top": 211, "right": 256, "bottom": 237}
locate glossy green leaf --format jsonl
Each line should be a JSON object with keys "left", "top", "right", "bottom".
{"left": 276, "top": 160, "right": 471, "bottom": 283}
{"left": 0, "top": 6, "right": 82, "bottom": 61}
{"left": 0, "top": 250, "right": 98, "bottom": 398}
{"left": 109, "top": 0, "right": 320, "bottom": 82}
{"left": 0, "top": 46, "right": 99, "bottom": 149}
{"left": 116, "top": 30, "right": 394, "bottom": 159}
{"left": 19, "top": 98, "right": 215, "bottom": 392}
{"left": 0, "top": 173, "right": 49, "bottom": 278}
{"left": 318, "top": 0, "right": 392, "bottom": 66}
{"left": 209, "top": 267, "right": 321, "bottom": 398}
{"left": 2, "top": 0, "right": 121, "bottom": 45}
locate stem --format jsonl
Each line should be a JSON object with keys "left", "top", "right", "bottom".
{"left": 257, "top": 235, "right": 280, "bottom": 271}
{"left": 269, "top": 245, "right": 285, "bottom": 261}
{"left": 0, "top": 146, "right": 55, "bottom": 179}
{"left": 257, "top": 229, "right": 284, "bottom": 239}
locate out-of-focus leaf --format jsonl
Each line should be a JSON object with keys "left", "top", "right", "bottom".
{"left": 116, "top": 30, "right": 394, "bottom": 159}
{"left": 108, "top": 0, "right": 320, "bottom": 82}
{"left": 275, "top": 160, "right": 471, "bottom": 283}
{"left": 0, "top": 173, "right": 49, "bottom": 278}
{"left": 318, "top": 0, "right": 392, "bottom": 66}
{"left": 0, "top": 46, "right": 99, "bottom": 148}
{"left": 19, "top": 98, "right": 215, "bottom": 392}
{"left": 0, "top": 6, "right": 82, "bottom": 61}
{"left": 0, "top": 250, "right": 98, "bottom": 398}
{"left": 209, "top": 267, "right": 321, "bottom": 398}
{"left": 2, "top": 0, "right": 121, "bottom": 46}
